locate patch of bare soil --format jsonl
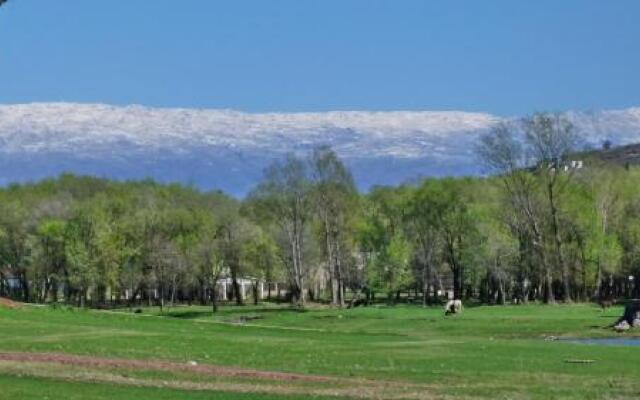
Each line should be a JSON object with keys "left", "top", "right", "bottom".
{"left": 0, "top": 352, "right": 333, "bottom": 382}
{"left": 0, "top": 352, "right": 440, "bottom": 399}
{"left": 0, "top": 297, "right": 20, "bottom": 309}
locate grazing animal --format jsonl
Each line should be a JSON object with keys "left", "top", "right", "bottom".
{"left": 598, "top": 299, "right": 615, "bottom": 311}
{"left": 444, "top": 299, "right": 463, "bottom": 315}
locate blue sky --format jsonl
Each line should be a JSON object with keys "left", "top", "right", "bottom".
{"left": 0, "top": 0, "right": 639, "bottom": 116}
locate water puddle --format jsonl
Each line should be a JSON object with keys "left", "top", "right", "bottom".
{"left": 566, "top": 338, "right": 640, "bottom": 346}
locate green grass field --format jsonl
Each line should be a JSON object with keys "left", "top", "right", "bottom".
{"left": 1, "top": 302, "right": 639, "bottom": 399}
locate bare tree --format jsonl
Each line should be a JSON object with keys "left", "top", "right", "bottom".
{"left": 477, "top": 121, "right": 552, "bottom": 303}
{"left": 478, "top": 114, "right": 580, "bottom": 303}
{"left": 523, "top": 113, "right": 579, "bottom": 302}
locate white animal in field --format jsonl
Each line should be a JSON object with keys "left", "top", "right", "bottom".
{"left": 444, "top": 299, "right": 463, "bottom": 315}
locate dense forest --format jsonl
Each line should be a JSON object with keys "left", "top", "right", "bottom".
{"left": 1, "top": 112, "right": 639, "bottom": 310}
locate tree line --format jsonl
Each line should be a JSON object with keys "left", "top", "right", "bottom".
{"left": 1, "top": 113, "right": 640, "bottom": 310}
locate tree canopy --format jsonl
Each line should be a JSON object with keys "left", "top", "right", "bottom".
{"left": 2, "top": 118, "right": 640, "bottom": 309}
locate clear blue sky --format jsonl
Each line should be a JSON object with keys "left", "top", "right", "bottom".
{"left": 0, "top": 0, "right": 639, "bottom": 116}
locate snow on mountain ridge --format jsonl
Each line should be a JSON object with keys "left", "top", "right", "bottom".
{"left": 0, "top": 102, "right": 499, "bottom": 159}
{"left": 1, "top": 102, "right": 640, "bottom": 195}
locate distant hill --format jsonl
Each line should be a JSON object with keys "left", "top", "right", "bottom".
{"left": 1, "top": 103, "right": 640, "bottom": 196}
{"left": 580, "top": 142, "right": 640, "bottom": 168}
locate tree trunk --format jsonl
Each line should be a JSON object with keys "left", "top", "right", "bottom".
{"left": 324, "top": 218, "right": 338, "bottom": 306}
{"left": 293, "top": 225, "right": 305, "bottom": 307}
{"left": 594, "top": 261, "right": 603, "bottom": 300}
{"left": 252, "top": 282, "right": 259, "bottom": 305}
{"left": 548, "top": 182, "right": 570, "bottom": 302}
{"left": 231, "top": 271, "right": 243, "bottom": 306}
{"left": 21, "top": 272, "right": 30, "bottom": 303}
{"left": 497, "top": 278, "right": 505, "bottom": 305}
{"left": 421, "top": 253, "right": 431, "bottom": 307}
{"left": 211, "top": 285, "right": 218, "bottom": 313}
{"left": 422, "top": 281, "right": 428, "bottom": 307}
{"left": 335, "top": 237, "right": 344, "bottom": 307}
{"left": 169, "top": 275, "right": 177, "bottom": 308}
{"left": 453, "top": 266, "right": 461, "bottom": 300}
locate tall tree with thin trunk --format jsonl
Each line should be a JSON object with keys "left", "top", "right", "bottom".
{"left": 406, "top": 181, "right": 442, "bottom": 305}
{"left": 247, "top": 154, "right": 312, "bottom": 307}
{"left": 523, "top": 113, "right": 578, "bottom": 302}
{"left": 477, "top": 121, "right": 552, "bottom": 303}
{"left": 310, "top": 146, "right": 356, "bottom": 306}
{"left": 190, "top": 215, "right": 224, "bottom": 313}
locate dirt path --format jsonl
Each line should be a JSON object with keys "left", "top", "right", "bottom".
{"left": 0, "top": 352, "right": 440, "bottom": 399}
{"left": 0, "top": 352, "right": 336, "bottom": 382}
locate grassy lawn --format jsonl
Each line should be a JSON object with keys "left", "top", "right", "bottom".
{"left": 0, "top": 375, "right": 338, "bottom": 400}
{"left": 0, "top": 302, "right": 639, "bottom": 399}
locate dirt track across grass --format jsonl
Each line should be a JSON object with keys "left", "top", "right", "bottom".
{"left": 0, "top": 352, "right": 439, "bottom": 399}
{"left": 0, "top": 352, "right": 337, "bottom": 382}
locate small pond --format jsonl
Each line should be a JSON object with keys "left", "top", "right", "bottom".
{"left": 566, "top": 338, "right": 640, "bottom": 347}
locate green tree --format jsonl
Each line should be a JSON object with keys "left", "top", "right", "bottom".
{"left": 247, "top": 154, "right": 312, "bottom": 307}
{"left": 310, "top": 146, "right": 357, "bottom": 306}
{"left": 65, "top": 224, "right": 97, "bottom": 308}
{"left": 0, "top": 200, "right": 32, "bottom": 301}
{"left": 523, "top": 112, "right": 579, "bottom": 302}
{"left": 405, "top": 180, "right": 443, "bottom": 305}
{"left": 360, "top": 186, "right": 413, "bottom": 302}
{"left": 31, "top": 219, "right": 67, "bottom": 303}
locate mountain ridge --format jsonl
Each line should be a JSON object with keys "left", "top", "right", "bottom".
{"left": 1, "top": 102, "right": 640, "bottom": 195}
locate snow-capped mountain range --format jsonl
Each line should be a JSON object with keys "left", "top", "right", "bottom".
{"left": 1, "top": 102, "right": 640, "bottom": 196}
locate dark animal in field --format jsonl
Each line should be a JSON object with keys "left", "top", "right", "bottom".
{"left": 444, "top": 299, "right": 463, "bottom": 315}
{"left": 598, "top": 299, "right": 615, "bottom": 311}
{"left": 347, "top": 298, "right": 367, "bottom": 308}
